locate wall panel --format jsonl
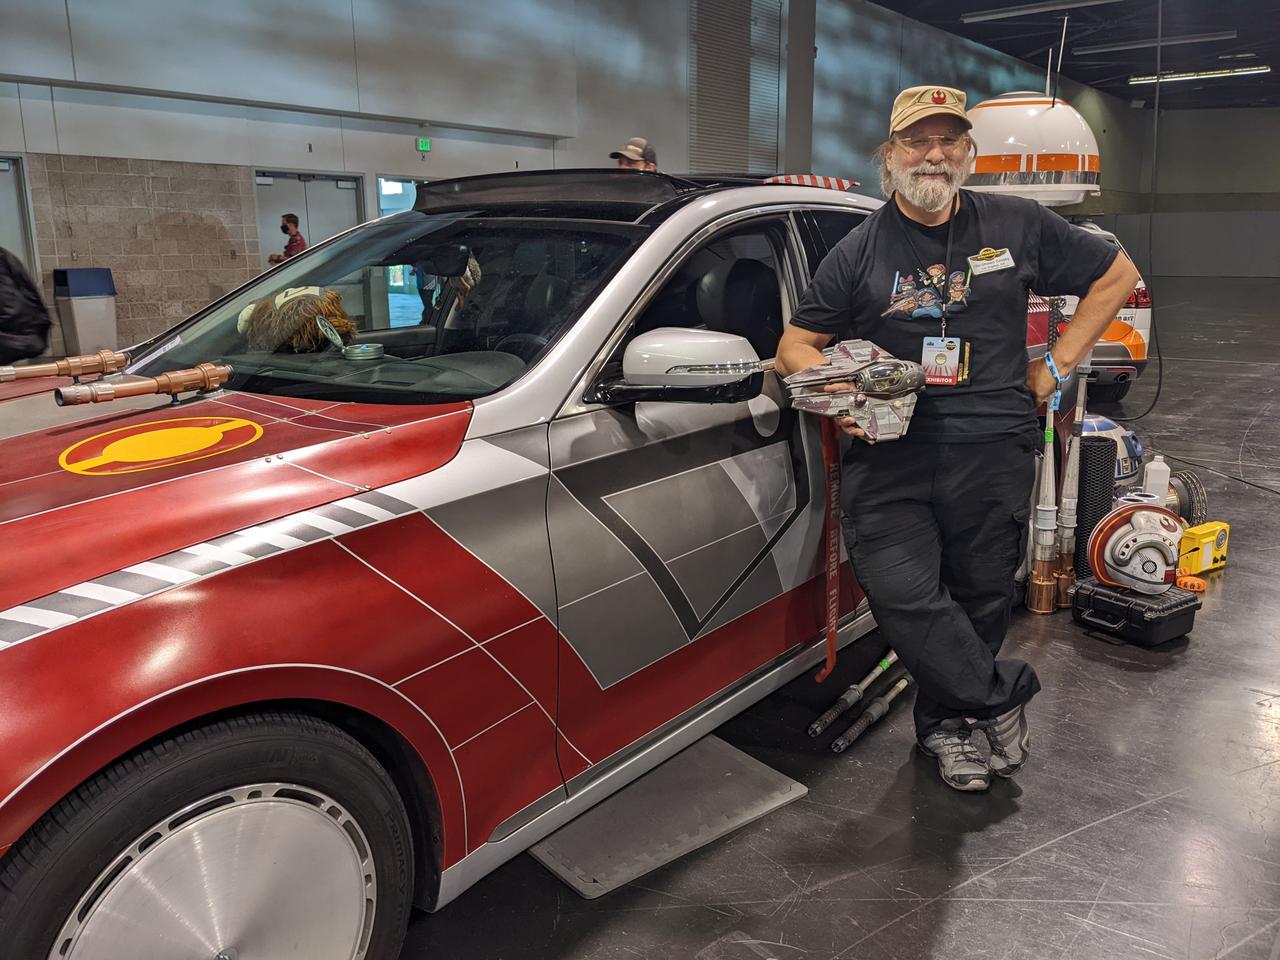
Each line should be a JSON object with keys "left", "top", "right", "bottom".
{"left": 65, "top": 0, "right": 361, "bottom": 114}
{"left": 352, "top": 0, "right": 576, "bottom": 137}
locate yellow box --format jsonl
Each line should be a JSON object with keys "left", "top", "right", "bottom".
{"left": 1180, "top": 521, "right": 1229, "bottom": 574}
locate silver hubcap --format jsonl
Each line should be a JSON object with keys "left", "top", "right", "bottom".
{"left": 50, "top": 783, "right": 377, "bottom": 960}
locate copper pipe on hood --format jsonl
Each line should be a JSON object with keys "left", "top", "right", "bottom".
{"left": 55, "top": 363, "right": 232, "bottom": 406}
{"left": 0, "top": 349, "right": 129, "bottom": 382}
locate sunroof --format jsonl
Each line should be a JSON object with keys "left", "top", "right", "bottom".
{"left": 413, "top": 168, "right": 701, "bottom": 213}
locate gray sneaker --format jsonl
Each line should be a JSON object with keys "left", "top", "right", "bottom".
{"left": 918, "top": 729, "right": 990, "bottom": 792}
{"left": 983, "top": 704, "right": 1030, "bottom": 778}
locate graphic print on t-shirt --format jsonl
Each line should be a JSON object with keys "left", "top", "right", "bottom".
{"left": 882, "top": 264, "right": 971, "bottom": 319}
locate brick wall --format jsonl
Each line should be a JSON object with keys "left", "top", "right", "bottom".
{"left": 27, "top": 154, "right": 261, "bottom": 351}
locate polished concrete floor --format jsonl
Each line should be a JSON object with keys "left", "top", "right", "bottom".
{"left": 404, "top": 277, "right": 1280, "bottom": 960}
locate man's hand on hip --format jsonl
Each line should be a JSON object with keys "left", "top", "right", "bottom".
{"left": 1026, "top": 358, "right": 1058, "bottom": 405}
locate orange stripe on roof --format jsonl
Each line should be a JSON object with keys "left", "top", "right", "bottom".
{"left": 971, "top": 99, "right": 1057, "bottom": 109}
{"left": 974, "top": 154, "right": 1022, "bottom": 173}
{"left": 1035, "top": 153, "right": 1084, "bottom": 172}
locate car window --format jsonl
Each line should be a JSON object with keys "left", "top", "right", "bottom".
{"left": 629, "top": 219, "right": 789, "bottom": 361}
{"left": 810, "top": 210, "right": 866, "bottom": 256}
{"left": 131, "top": 214, "right": 643, "bottom": 405}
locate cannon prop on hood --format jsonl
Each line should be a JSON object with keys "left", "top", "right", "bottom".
{"left": 782, "top": 340, "right": 926, "bottom": 442}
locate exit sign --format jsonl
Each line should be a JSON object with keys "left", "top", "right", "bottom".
{"left": 416, "top": 137, "right": 431, "bottom": 152}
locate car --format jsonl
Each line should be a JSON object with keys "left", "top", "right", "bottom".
{"left": 1059, "top": 217, "right": 1152, "bottom": 405}
{"left": 0, "top": 169, "right": 891, "bottom": 960}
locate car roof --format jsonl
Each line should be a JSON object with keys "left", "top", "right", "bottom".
{"left": 411, "top": 168, "right": 875, "bottom": 224}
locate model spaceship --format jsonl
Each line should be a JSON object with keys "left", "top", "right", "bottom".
{"left": 783, "top": 340, "right": 926, "bottom": 441}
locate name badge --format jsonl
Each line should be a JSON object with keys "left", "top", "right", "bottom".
{"left": 968, "top": 247, "right": 1015, "bottom": 275}
{"left": 922, "top": 336, "right": 964, "bottom": 386}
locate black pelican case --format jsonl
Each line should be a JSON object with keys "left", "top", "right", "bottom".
{"left": 1070, "top": 577, "right": 1202, "bottom": 646}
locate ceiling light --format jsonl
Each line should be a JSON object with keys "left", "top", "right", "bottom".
{"left": 1219, "top": 52, "right": 1258, "bottom": 60}
{"left": 1075, "top": 30, "right": 1237, "bottom": 55}
{"left": 1128, "top": 66, "right": 1271, "bottom": 84}
{"left": 961, "top": 0, "right": 1123, "bottom": 25}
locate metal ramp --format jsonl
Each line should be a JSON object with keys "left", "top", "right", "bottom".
{"left": 529, "top": 735, "right": 806, "bottom": 898}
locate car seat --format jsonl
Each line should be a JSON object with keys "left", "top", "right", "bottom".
{"left": 695, "top": 258, "right": 782, "bottom": 360}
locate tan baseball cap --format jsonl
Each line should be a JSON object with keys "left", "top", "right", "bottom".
{"left": 609, "top": 137, "right": 657, "bottom": 164}
{"left": 889, "top": 86, "right": 972, "bottom": 135}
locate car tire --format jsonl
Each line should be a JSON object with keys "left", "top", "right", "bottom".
{"left": 1088, "top": 381, "right": 1131, "bottom": 405}
{"left": 0, "top": 711, "right": 414, "bottom": 960}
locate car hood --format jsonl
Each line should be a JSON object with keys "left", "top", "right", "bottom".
{"left": 0, "top": 381, "right": 470, "bottom": 611}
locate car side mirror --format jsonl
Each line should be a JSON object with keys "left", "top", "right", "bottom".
{"left": 586, "top": 327, "right": 763, "bottom": 405}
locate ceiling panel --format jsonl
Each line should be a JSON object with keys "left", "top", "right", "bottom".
{"left": 872, "top": 0, "right": 1280, "bottom": 109}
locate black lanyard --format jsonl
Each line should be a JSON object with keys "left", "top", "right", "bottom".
{"left": 892, "top": 193, "right": 959, "bottom": 338}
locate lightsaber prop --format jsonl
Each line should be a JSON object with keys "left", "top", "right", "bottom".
{"left": 1054, "top": 373, "right": 1089, "bottom": 606}
{"left": 0, "top": 349, "right": 129, "bottom": 382}
{"left": 808, "top": 650, "right": 899, "bottom": 736}
{"left": 831, "top": 673, "right": 913, "bottom": 753}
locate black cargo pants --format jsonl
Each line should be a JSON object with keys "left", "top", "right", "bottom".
{"left": 840, "top": 432, "right": 1041, "bottom": 739}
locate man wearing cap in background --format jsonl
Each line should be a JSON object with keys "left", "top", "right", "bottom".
{"left": 610, "top": 137, "right": 658, "bottom": 172}
{"left": 777, "top": 86, "right": 1138, "bottom": 792}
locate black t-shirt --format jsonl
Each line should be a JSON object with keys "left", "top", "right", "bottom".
{"left": 791, "top": 190, "right": 1119, "bottom": 443}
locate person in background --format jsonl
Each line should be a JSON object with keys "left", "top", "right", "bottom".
{"left": 610, "top": 137, "right": 658, "bottom": 172}
{"left": 268, "top": 213, "right": 307, "bottom": 264}
{"left": 0, "top": 246, "right": 51, "bottom": 364}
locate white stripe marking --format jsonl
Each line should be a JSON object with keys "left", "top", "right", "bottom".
{"left": 182, "top": 542, "right": 257, "bottom": 566}
{"left": 247, "top": 523, "right": 308, "bottom": 549}
{"left": 124, "top": 561, "right": 198, "bottom": 585}
{"left": 336, "top": 498, "right": 398, "bottom": 522}
{"left": 0, "top": 606, "right": 76, "bottom": 628}
{"left": 62, "top": 582, "right": 140, "bottom": 605}
{"left": 291, "top": 510, "right": 355, "bottom": 535}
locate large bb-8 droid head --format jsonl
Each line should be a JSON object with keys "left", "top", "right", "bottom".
{"left": 1088, "top": 503, "right": 1186, "bottom": 595}
{"left": 965, "top": 92, "right": 1101, "bottom": 207}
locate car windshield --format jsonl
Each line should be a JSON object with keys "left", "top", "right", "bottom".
{"left": 131, "top": 212, "right": 644, "bottom": 404}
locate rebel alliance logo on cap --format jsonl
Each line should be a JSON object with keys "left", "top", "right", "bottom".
{"left": 932, "top": 90, "right": 948, "bottom": 104}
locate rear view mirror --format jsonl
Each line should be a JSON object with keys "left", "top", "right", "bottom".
{"left": 587, "top": 327, "right": 763, "bottom": 404}
{"left": 416, "top": 243, "right": 471, "bottom": 277}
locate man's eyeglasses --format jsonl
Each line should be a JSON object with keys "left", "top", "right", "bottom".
{"left": 893, "top": 134, "right": 970, "bottom": 156}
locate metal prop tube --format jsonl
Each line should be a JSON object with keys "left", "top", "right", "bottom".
{"left": 55, "top": 363, "right": 231, "bottom": 405}
{"left": 0, "top": 349, "right": 129, "bottom": 382}
{"left": 1055, "top": 375, "right": 1089, "bottom": 606}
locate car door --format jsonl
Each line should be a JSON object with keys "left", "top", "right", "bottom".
{"left": 546, "top": 212, "right": 859, "bottom": 784}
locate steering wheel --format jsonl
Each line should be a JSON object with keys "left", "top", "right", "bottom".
{"left": 493, "top": 333, "right": 549, "bottom": 364}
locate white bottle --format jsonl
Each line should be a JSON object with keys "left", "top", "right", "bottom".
{"left": 1143, "top": 454, "right": 1171, "bottom": 499}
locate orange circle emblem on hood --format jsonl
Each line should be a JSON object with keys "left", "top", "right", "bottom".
{"left": 59, "top": 417, "right": 264, "bottom": 476}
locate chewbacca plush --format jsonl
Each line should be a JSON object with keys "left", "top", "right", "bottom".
{"left": 237, "top": 286, "right": 358, "bottom": 352}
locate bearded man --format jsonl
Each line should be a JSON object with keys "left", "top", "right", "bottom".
{"left": 777, "top": 86, "right": 1138, "bottom": 792}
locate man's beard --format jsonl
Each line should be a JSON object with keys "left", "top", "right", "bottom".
{"left": 883, "top": 156, "right": 967, "bottom": 212}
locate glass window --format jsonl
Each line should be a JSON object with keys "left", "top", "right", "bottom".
{"left": 797, "top": 210, "right": 867, "bottom": 278}
{"left": 132, "top": 213, "right": 644, "bottom": 405}
{"left": 377, "top": 177, "right": 419, "bottom": 217}
{"left": 630, "top": 220, "right": 788, "bottom": 361}
{"left": 810, "top": 210, "right": 865, "bottom": 256}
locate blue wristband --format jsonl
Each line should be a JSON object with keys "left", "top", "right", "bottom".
{"left": 1043, "top": 351, "right": 1068, "bottom": 413}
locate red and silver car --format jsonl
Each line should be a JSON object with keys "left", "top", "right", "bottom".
{"left": 0, "top": 170, "right": 883, "bottom": 959}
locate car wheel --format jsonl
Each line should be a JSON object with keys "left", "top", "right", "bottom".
{"left": 1088, "top": 381, "right": 1131, "bottom": 404}
{"left": 0, "top": 711, "right": 414, "bottom": 960}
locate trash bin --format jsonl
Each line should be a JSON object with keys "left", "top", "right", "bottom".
{"left": 53, "top": 268, "right": 118, "bottom": 355}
